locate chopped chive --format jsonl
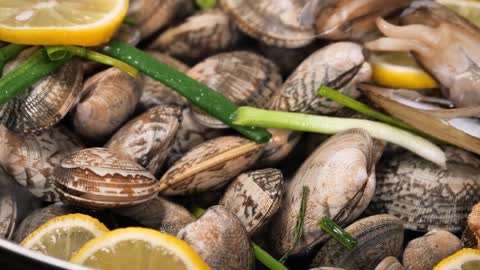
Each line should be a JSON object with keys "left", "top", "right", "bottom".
{"left": 102, "top": 41, "right": 271, "bottom": 143}
{"left": 45, "top": 45, "right": 138, "bottom": 77}
{"left": 191, "top": 206, "right": 206, "bottom": 218}
{"left": 196, "top": 0, "right": 217, "bottom": 10}
{"left": 0, "top": 44, "right": 28, "bottom": 74}
{"left": 0, "top": 48, "right": 70, "bottom": 105}
{"left": 280, "top": 186, "right": 309, "bottom": 262}
{"left": 319, "top": 216, "right": 357, "bottom": 250}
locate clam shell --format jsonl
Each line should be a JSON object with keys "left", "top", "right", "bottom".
{"left": 310, "top": 268, "right": 345, "bottom": 270}
{"left": 0, "top": 48, "right": 83, "bottom": 134}
{"left": 113, "top": 196, "right": 195, "bottom": 235}
{"left": 311, "top": 214, "right": 405, "bottom": 270}
{"left": 268, "top": 42, "right": 371, "bottom": 114}
{"left": 150, "top": 9, "right": 239, "bottom": 61}
{"left": 271, "top": 129, "right": 380, "bottom": 256}
{"left": 127, "top": 0, "right": 176, "bottom": 38}
{"left": 0, "top": 125, "right": 83, "bottom": 201}
{"left": 367, "top": 146, "right": 480, "bottom": 232}
{"left": 51, "top": 148, "right": 158, "bottom": 209}
{"left": 461, "top": 227, "right": 478, "bottom": 248}
{"left": 468, "top": 202, "right": 480, "bottom": 248}
{"left": 177, "top": 205, "right": 254, "bottom": 270}
{"left": 403, "top": 229, "right": 461, "bottom": 270}
{"left": 139, "top": 52, "right": 189, "bottom": 110}
{"left": 259, "top": 129, "right": 302, "bottom": 165}
{"left": 0, "top": 193, "right": 16, "bottom": 240}
{"left": 159, "top": 136, "right": 264, "bottom": 195}
{"left": 188, "top": 51, "right": 282, "bottom": 129}
{"left": 106, "top": 105, "right": 182, "bottom": 177}
{"left": 375, "top": 257, "right": 405, "bottom": 270}
{"left": 220, "top": 0, "right": 315, "bottom": 48}
{"left": 219, "top": 168, "right": 283, "bottom": 235}
{"left": 73, "top": 67, "right": 143, "bottom": 141}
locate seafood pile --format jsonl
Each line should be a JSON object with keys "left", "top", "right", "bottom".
{"left": 1, "top": 0, "right": 480, "bottom": 269}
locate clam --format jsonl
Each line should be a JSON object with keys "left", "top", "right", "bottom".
{"left": 188, "top": 51, "right": 282, "bottom": 129}
{"left": 310, "top": 268, "right": 346, "bottom": 270}
{"left": 139, "top": 52, "right": 189, "bottom": 110}
{"left": 0, "top": 48, "right": 83, "bottom": 134}
{"left": 158, "top": 136, "right": 264, "bottom": 195}
{"left": 268, "top": 42, "right": 371, "bottom": 114}
{"left": 311, "top": 214, "right": 405, "bottom": 270}
{"left": 113, "top": 196, "right": 195, "bottom": 235}
{"left": 149, "top": 9, "right": 239, "bottom": 61}
{"left": 367, "top": 146, "right": 480, "bottom": 232}
{"left": 219, "top": 168, "right": 283, "bottom": 235}
{"left": 220, "top": 0, "right": 315, "bottom": 48}
{"left": 0, "top": 125, "right": 83, "bottom": 201}
{"left": 468, "top": 202, "right": 480, "bottom": 248}
{"left": 177, "top": 205, "right": 254, "bottom": 270}
{"left": 257, "top": 42, "right": 316, "bottom": 76}
{"left": 375, "top": 257, "right": 405, "bottom": 270}
{"left": 259, "top": 128, "right": 302, "bottom": 165}
{"left": 403, "top": 229, "right": 461, "bottom": 270}
{"left": 51, "top": 148, "right": 158, "bottom": 209}
{"left": 105, "top": 105, "right": 182, "bottom": 177}
{"left": 127, "top": 0, "right": 176, "bottom": 38}
{"left": 0, "top": 171, "right": 16, "bottom": 240}
{"left": 73, "top": 67, "right": 143, "bottom": 142}
{"left": 271, "top": 129, "right": 382, "bottom": 256}
{"left": 166, "top": 108, "right": 225, "bottom": 166}
{"left": 461, "top": 227, "right": 478, "bottom": 249}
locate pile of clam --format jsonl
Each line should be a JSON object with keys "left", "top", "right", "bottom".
{"left": 1, "top": 0, "right": 480, "bottom": 269}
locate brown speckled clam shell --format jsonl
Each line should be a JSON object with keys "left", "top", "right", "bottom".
{"left": 51, "top": 148, "right": 158, "bottom": 209}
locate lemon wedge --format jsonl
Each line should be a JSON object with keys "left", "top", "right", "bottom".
{"left": 0, "top": 0, "right": 128, "bottom": 46}
{"left": 20, "top": 213, "right": 109, "bottom": 260}
{"left": 70, "top": 227, "right": 211, "bottom": 270}
{"left": 436, "top": 0, "right": 480, "bottom": 27}
{"left": 370, "top": 52, "right": 438, "bottom": 90}
{"left": 433, "top": 248, "right": 480, "bottom": 270}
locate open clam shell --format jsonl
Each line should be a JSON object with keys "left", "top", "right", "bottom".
{"left": 311, "top": 214, "right": 404, "bottom": 270}
{"left": 158, "top": 136, "right": 264, "bottom": 195}
{"left": 51, "top": 148, "right": 158, "bottom": 209}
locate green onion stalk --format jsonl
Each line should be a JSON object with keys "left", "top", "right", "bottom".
{"left": 319, "top": 217, "right": 357, "bottom": 250}
{"left": 0, "top": 44, "right": 28, "bottom": 74}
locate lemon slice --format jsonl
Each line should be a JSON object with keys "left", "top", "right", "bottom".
{"left": 20, "top": 213, "right": 109, "bottom": 260}
{"left": 434, "top": 248, "right": 480, "bottom": 270}
{"left": 71, "top": 227, "right": 210, "bottom": 270}
{"left": 0, "top": 0, "right": 128, "bottom": 46}
{"left": 370, "top": 52, "right": 439, "bottom": 90}
{"left": 436, "top": 0, "right": 480, "bottom": 27}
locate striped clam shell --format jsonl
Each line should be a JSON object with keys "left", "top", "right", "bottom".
{"left": 367, "top": 146, "right": 480, "bottom": 232}
{"left": 271, "top": 129, "right": 380, "bottom": 256}
{"left": 139, "top": 52, "right": 189, "bottom": 110}
{"left": 73, "top": 67, "right": 143, "bottom": 142}
{"left": 158, "top": 136, "right": 264, "bottom": 195}
{"left": 0, "top": 48, "right": 83, "bottom": 134}
{"left": 0, "top": 125, "right": 83, "bottom": 201}
{"left": 311, "top": 214, "right": 405, "bottom": 270}
{"left": 374, "top": 257, "right": 405, "bottom": 270}
{"left": 220, "top": 0, "right": 315, "bottom": 48}
{"left": 219, "top": 168, "right": 283, "bottom": 235}
{"left": 113, "top": 196, "right": 195, "bottom": 235}
{"left": 188, "top": 51, "right": 282, "bottom": 129}
{"left": 402, "top": 230, "right": 461, "bottom": 270}
{"left": 177, "top": 205, "right": 254, "bottom": 270}
{"left": 106, "top": 105, "right": 182, "bottom": 177}
{"left": 150, "top": 9, "right": 239, "bottom": 61}
{"left": 51, "top": 148, "right": 158, "bottom": 209}
{"left": 268, "top": 42, "right": 371, "bottom": 114}
{"left": 127, "top": 0, "right": 176, "bottom": 38}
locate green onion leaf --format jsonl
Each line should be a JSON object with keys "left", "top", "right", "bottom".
{"left": 253, "top": 243, "right": 289, "bottom": 270}
{"left": 319, "top": 216, "right": 357, "bottom": 250}
{"left": 196, "top": 0, "right": 216, "bottom": 10}
{"left": 0, "top": 44, "right": 28, "bottom": 74}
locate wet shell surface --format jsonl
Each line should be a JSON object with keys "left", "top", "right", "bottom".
{"left": 150, "top": 9, "right": 239, "bottom": 61}
{"left": 177, "top": 205, "right": 254, "bottom": 270}
{"left": 367, "top": 146, "right": 480, "bottom": 232}
{"left": 259, "top": 129, "right": 302, "bottom": 165}
{"left": 127, "top": 0, "right": 176, "bottom": 38}
{"left": 188, "top": 51, "right": 282, "bottom": 129}
{"left": 158, "top": 136, "right": 264, "bottom": 195}
{"left": 468, "top": 202, "right": 480, "bottom": 248}
{"left": 105, "top": 105, "right": 182, "bottom": 177}
{"left": 375, "top": 257, "right": 405, "bottom": 270}
{"left": 220, "top": 0, "right": 315, "bottom": 48}
{"left": 219, "top": 168, "right": 283, "bottom": 235}
{"left": 402, "top": 229, "right": 461, "bottom": 270}
{"left": 311, "top": 214, "right": 405, "bottom": 270}
{"left": 271, "top": 129, "right": 380, "bottom": 256}
{"left": 113, "top": 196, "right": 195, "bottom": 235}
{"left": 139, "top": 51, "right": 189, "bottom": 110}
{"left": 268, "top": 42, "right": 371, "bottom": 114}
{"left": 0, "top": 48, "right": 83, "bottom": 134}
{"left": 51, "top": 148, "right": 158, "bottom": 209}
{"left": 73, "top": 67, "right": 143, "bottom": 141}
{"left": 0, "top": 125, "right": 83, "bottom": 201}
